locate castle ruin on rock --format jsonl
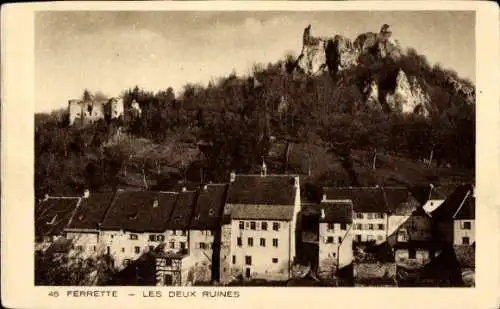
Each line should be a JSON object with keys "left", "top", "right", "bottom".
{"left": 68, "top": 96, "right": 124, "bottom": 126}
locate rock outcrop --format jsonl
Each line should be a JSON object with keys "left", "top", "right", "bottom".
{"left": 362, "top": 69, "right": 430, "bottom": 116}
{"left": 294, "top": 24, "right": 403, "bottom": 77}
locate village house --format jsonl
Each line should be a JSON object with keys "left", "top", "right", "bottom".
{"left": 35, "top": 195, "right": 81, "bottom": 251}
{"left": 388, "top": 206, "right": 436, "bottom": 268}
{"left": 301, "top": 200, "right": 354, "bottom": 279}
{"left": 323, "top": 187, "right": 388, "bottom": 244}
{"left": 155, "top": 250, "right": 191, "bottom": 286}
{"left": 99, "top": 190, "right": 178, "bottom": 269}
{"left": 187, "top": 184, "right": 228, "bottom": 284}
{"left": 431, "top": 184, "right": 475, "bottom": 246}
{"left": 64, "top": 190, "right": 116, "bottom": 258}
{"left": 164, "top": 189, "right": 197, "bottom": 254}
{"left": 220, "top": 169, "right": 301, "bottom": 283}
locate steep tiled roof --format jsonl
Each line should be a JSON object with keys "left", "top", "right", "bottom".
{"left": 302, "top": 201, "right": 353, "bottom": 224}
{"left": 453, "top": 193, "right": 475, "bottom": 220}
{"left": 100, "top": 191, "right": 178, "bottom": 232}
{"left": 189, "top": 184, "right": 228, "bottom": 230}
{"left": 231, "top": 204, "right": 294, "bottom": 221}
{"left": 35, "top": 197, "right": 80, "bottom": 238}
{"left": 409, "top": 184, "right": 458, "bottom": 205}
{"left": 431, "top": 184, "right": 474, "bottom": 221}
{"left": 382, "top": 187, "right": 421, "bottom": 215}
{"left": 227, "top": 175, "right": 297, "bottom": 206}
{"left": 324, "top": 187, "right": 386, "bottom": 213}
{"left": 166, "top": 190, "right": 197, "bottom": 230}
{"left": 66, "top": 193, "right": 115, "bottom": 230}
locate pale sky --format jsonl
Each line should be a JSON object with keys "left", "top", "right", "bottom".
{"left": 35, "top": 11, "right": 475, "bottom": 113}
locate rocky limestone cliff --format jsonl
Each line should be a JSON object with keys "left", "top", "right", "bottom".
{"left": 295, "top": 24, "right": 403, "bottom": 77}
{"left": 363, "top": 69, "right": 430, "bottom": 116}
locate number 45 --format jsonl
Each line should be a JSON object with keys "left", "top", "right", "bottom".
{"left": 48, "top": 291, "right": 59, "bottom": 297}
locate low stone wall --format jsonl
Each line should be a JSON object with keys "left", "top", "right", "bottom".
{"left": 354, "top": 262, "right": 397, "bottom": 286}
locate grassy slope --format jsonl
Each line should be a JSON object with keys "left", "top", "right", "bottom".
{"left": 116, "top": 136, "right": 473, "bottom": 189}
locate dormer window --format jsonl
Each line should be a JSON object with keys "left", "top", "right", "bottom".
{"left": 208, "top": 209, "right": 215, "bottom": 216}
{"left": 195, "top": 215, "right": 200, "bottom": 221}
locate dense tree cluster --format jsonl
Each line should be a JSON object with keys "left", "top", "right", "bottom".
{"left": 35, "top": 49, "right": 475, "bottom": 196}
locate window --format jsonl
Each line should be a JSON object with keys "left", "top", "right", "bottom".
{"left": 462, "top": 237, "right": 470, "bottom": 245}
{"left": 169, "top": 242, "right": 175, "bottom": 249}
{"left": 245, "top": 256, "right": 252, "bottom": 266}
{"left": 76, "top": 245, "right": 83, "bottom": 252}
{"left": 340, "top": 223, "right": 347, "bottom": 230}
{"left": 260, "top": 238, "right": 266, "bottom": 247}
{"left": 357, "top": 223, "right": 363, "bottom": 230}
{"left": 378, "top": 224, "right": 384, "bottom": 230}
{"left": 237, "top": 237, "right": 242, "bottom": 247}
{"left": 232, "top": 255, "right": 236, "bottom": 264}
{"left": 398, "top": 229, "right": 408, "bottom": 242}
{"left": 121, "top": 247, "right": 125, "bottom": 252}
{"left": 367, "top": 235, "right": 374, "bottom": 241}
{"left": 129, "top": 234, "right": 138, "bottom": 240}
{"left": 199, "top": 242, "right": 206, "bottom": 249}
{"left": 332, "top": 252, "right": 336, "bottom": 258}
{"left": 355, "top": 235, "right": 362, "bottom": 242}
{"left": 165, "top": 258, "right": 172, "bottom": 266}
{"left": 207, "top": 230, "right": 213, "bottom": 236}
{"left": 149, "top": 235, "right": 156, "bottom": 241}
{"left": 134, "top": 246, "right": 140, "bottom": 254}
{"left": 272, "top": 258, "right": 278, "bottom": 264}
{"left": 245, "top": 222, "right": 250, "bottom": 229}
{"left": 250, "top": 221, "right": 256, "bottom": 230}
{"left": 462, "top": 221, "right": 472, "bottom": 230}
{"left": 408, "top": 248, "right": 416, "bottom": 259}
{"left": 180, "top": 242, "right": 186, "bottom": 249}
{"left": 261, "top": 222, "right": 268, "bottom": 231}
{"left": 273, "top": 238, "right": 279, "bottom": 247}
{"left": 273, "top": 222, "right": 280, "bottom": 231}
{"left": 355, "top": 213, "right": 364, "bottom": 219}
{"left": 367, "top": 213, "right": 373, "bottom": 219}
{"left": 172, "top": 229, "right": 177, "bottom": 235}
{"left": 327, "top": 237, "right": 334, "bottom": 244}
{"left": 248, "top": 238, "right": 254, "bottom": 247}
{"left": 149, "top": 245, "right": 154, "bottom": 251}
{"left": 239, "top": 221, "right": 244, "bottom": 230}
{"left": 338, "top": 237, "right": 342, "bottom": 244}
{"left": 93, "top": 246, "right": 96, "bottom": 252}
{"left": 368, "top": 224, "right": 374, "bottom": 230}
{"left": 181, "top": 230, "right": 187, "bottom": 236}
{"left": 376, "top": 213, "right": 385, "bottom": 219}
{"left": 157, "top": 235, "right": 165, "bottom": 242}
{"left": 377, "top": 235, "right": 384, "bottom": 241}
{"left": 327, "top": 223, "right": 334, "bottom": 231}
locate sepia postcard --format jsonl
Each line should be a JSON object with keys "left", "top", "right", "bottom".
{"left": 1, "top": 1, "right": 499, "bottom": 309}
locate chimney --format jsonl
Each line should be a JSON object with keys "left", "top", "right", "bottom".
{"left": 203, "top": 184, "right": 208, "bottom": 190}
{"left": 294, "top": 176, "right": 300, "bottom": 188}
{"left": 230, "top": 172, "right": 236, "bottom": 183}
{"left": 321, "top": 208, "right": 326, "bottom": 219}
{"left": 182, "top": 187, "right": 187, "bottom": 192}
{"left": 322, "top": 193, "right": 327, "bottom": 202}
{"left": 261, "top": 160, "right": 267, "bottom": 177}
{"left": 83, "top": 189, "right": 90, "bottom": 198}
